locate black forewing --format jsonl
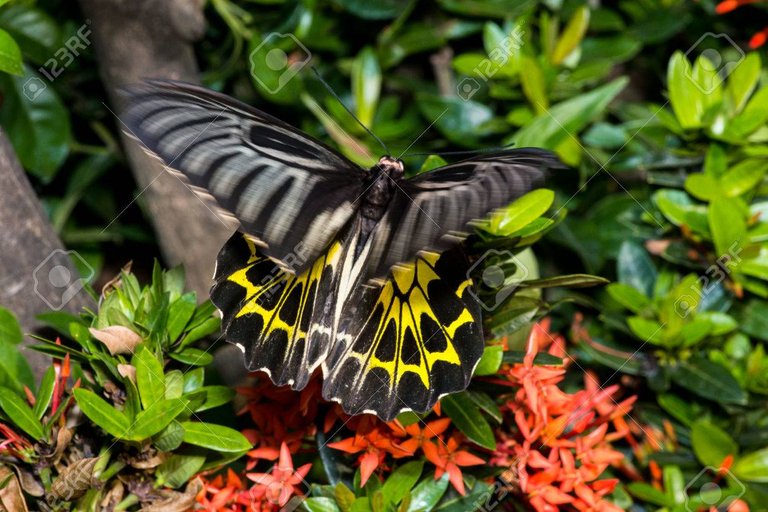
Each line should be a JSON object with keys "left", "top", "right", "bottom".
{"left": 363, "top": 148, "right": 560, "bottom": 282}
{"left": 122, "top": 80, "right": 368, "bottom": 275}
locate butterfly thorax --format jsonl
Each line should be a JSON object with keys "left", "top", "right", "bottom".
{"left": 360, "top": 156, "right": 404, "bottom": 237}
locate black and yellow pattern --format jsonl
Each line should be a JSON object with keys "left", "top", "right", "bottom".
{"left": 323, "top": 249, "right": 483, "bottom": 420}
{"left": 211, "top": 233, "right": 483, "bottom": 421}
{"left": 125, "top": 80, "right": 557, "bottom": 421}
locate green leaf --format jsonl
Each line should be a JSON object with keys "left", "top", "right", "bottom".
{"left": 466, "top": 391, "right": 502, "bottom": 423}
{"left": 704, "top": 144, "right": 728, "bottom": 178}
{"left": 33, "top": 366, "right": 56, "bottom": 419}
{"left": 607, "top": 283, "right": 650, "bottom": 313}
{"left": 352, "top": 46, "right": 381, "bottom": 128}
{"left": 167, "top": 293, "right": 197, "bottom": 342}
{"left": 521, "top": 274, "right": 609, "bottom": 289}
{"left": 73, "top": 388, "right": 131, "bottom": 438}
{"left": 720, "top": 159, "right": 768, "bottom": 197}
{"left": 709, "top": 197, "right": 747, "bottom": 258}
{"left": 180, "top": 317, "right": 220, "bottom": 347}
{"left": 671, "top": 356, "right": 747, "bottom": 405}
{"left": 0, "top": 306, "right": 22, "bottom": 345}
{"left": 733, "top": 447, "right": 768, "bottom": 482}
{"left": 134, "top": 345, "right": 165, "bottom": 410}
{"left": 726, "top": 52, "right": 761, "bottom": 114}
{"left": 627, "top": 317, "right": 665, "bottom": 345}
{"left": 0, "top": 5, "right": 60, "bottom": 64}
{"left": 0, "top": 340, "right": 34, "bottom": 395}
{"left": 520, "top": 54, "right": 547, "bottom": 114}
{"left": 691, "top": 419, "right": 738, "bottom": 467}
{"left": 0, "top": 28, "right": 23, "bottom": 75}
{"left": 488, "top": 189, "right": 554, "bottom": 235}
{"left": 416, "top": 94, "right": 494, "bottom": 144}
{"left": 170, "top": 347, "right": 214, "bottom": 366}
{"left": 440, "top": 393, "right": 495, "bottom": 449}
{"left": 667, "top": 51, "right": 703, "bottom": 129}
{"left": 685, "top": 173, "right": 719, "bottom": 201}
{"left": 406, "top": 473, "right": 449, "bottom": 512}
{"left": 0, "top": 387, "right": 44, "bottom": 439}
{"left": 419, "top": 155, "right": 448, "bottom": 173}
{"left": 382, "top": 461, "right": 423, "bottom": 507}
{"left": 474, "top": 345, "right": 503, "bottom": 376}
{"left": 551, "top": 6, "right": 590, "bottom": 65}
{"left": 617, "top": 241, "right": 657, "bottom": 298}
{"left": 509, "top": 77, "right": 627, "bottom": 152}
{"left": 129, "top": 399, "right": 188, "bottom": 440}
{"left": 0, "top": 65, "right": 70, "bottom": 181}
{"left": 180, "top": 421, "right": 251, "bottom": 452}
{"left": 194, "top": 386, "right": 236, "bottom": 412}
{"left": 155, "top": 454, "right": 205, "bottom": 489}
{"left": 334, "top": 0, "right": 411, "bottom": 19}
{"left": 153, "top": 420, "right": 185, "bottom": 452}
{"left": 304, "top": 497, "right": 343, "bottom": 512}
{"left": 626, "top": 482, "right": 672, "bottom": 507}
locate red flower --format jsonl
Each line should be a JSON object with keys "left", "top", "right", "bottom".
{"left": 247, "top": 442, "right": 311, "bottom": 507}
{"left": 328, "top": 426, "right": 411, "bottom": 485}
{"left": 422, "top": 436, "right": 484, "bottom": 496}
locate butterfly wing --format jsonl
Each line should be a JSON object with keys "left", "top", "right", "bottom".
{"left": 322, "top": 247, "right": 483, "bottom": 421}
{"left": 363, "top": 148, "right": 559, "bottom": 282}
{"left": 123, "top": 80, "right": 368, "bottom": 274}
{"left": 211, "top": 232, "right": 346, "bottom": 390}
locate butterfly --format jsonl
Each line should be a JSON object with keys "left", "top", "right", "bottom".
{"left": 122, "top": 80, "right": 560, "bottom": 421}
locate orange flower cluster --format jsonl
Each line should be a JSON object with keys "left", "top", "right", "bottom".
{"left": 197, "top": 375, "right": 329, "bottom": 511}
{"left": 490, "top": 320, "right": 636, "bottom": 512}
{"left": 328, "top": 411, "right": 484, "bottom": 495}
{"left": 715, "top": 0, "right": 767, "bottom": 48}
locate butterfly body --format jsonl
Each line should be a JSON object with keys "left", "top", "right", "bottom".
{"left": 123, "top": 80, "right": 560, "bottom": 420}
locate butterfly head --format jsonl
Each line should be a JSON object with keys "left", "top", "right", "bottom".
{"left": 377, "top": 156, "right": 404, "bottom": 180}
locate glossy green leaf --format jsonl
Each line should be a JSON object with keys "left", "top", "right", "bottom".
{"left": 726, "top": 52, "right": 761, "bottom": 114}
{"left": 440, "top": 393, "right": 495, "bottom": 449}
{"left": 0, "top": 5, "right": 60, "bottom": 64}
{"left": 0, "top": 65, "right": 70, "bottom": 181}
{"left": 691, "top": 419, "right": 738, "bottom": 467}
{"left": 671, "top": 356, "right": 747, "bottom": 405}
{"left": 607, "top": 283, "right": 651, "bottom": 313}
{"left": 167, "top": 293, "right": 197, "bottom": 342}
{"left": 488, "top": 189, "right": 554, "bottom": 235}
{"left": 0, "top": 306, "right": 22, "bottom": 345}
{"left": 551, "top": 6, "right": 589, "bottom": 65}
{"left": 521, "top": 55, "right": 548, "bottom": 115}
{"left": 627, "top": 317, "right": 665, "bottom": 345}
{"left": 416, "top": 93, "right": 494, "bottom": 144}
{"left": 510, "top": 77, "right": 627, "bottom": 154}
{"left": 733, "top": 447, "right": 768, "bottom": 482}
{"left": 305, "top": 498, "right": 342, "bottom": 512}
{"left": 170, "top": 347, "right": 214, "bottom": 366}
{"left": 704, "top": 144, "right": 727, "bottom": 178}
{"left": 617, "top": 241, "right": 657, "bottom": 298}
{"left": 180, "top": 421, "right": 251, "bottom": 452}
{"left": 134, "top": 345, "right": 165, "bottom": 410}
{"left": 0, "top": 387, "right": 44, "bottom": 439}
{"left": 685, "top": 173, "right": 719, "bottom": 201}
{"left": 473, "top": 345, "right": 503, "bottom": 376}
{"left": 73, "top": 388, "right": 130, "bottom": 438}
{"left": 352, "top": 46, "right": 381, "bottom": 128}
{"left": 129, "top": 398, "right": 188, "bottom": 440}
{"left": 155, "top": 454, "right": 205, "bottom": 489}
{"left": 382, "top": 461, "right": 423, "bottom": 507}
{"left": 406, "top": 473, "right": 449, "bottom": 512}
{"left": 720, "top": 159, "right": 768, "bottom": 197}
{"left": 33, "top": 365, "right": 55, "bottom": 419}
{"left": 0, "top": 339, "right": 34, "bottom": 394}
{"left": 194, "top": 386, "right": 235, "bottom": 412}
{"left": 668, "top": 51, "right": 703, "bottom": 129}
{"left": 709, "top": 197, "right": 747, "bottom": 259}
{"left": 0, "top": 28, "right": 22, "bottom": 75}
{"left": 626, "top": 482, "right": 672, "bottom": 507}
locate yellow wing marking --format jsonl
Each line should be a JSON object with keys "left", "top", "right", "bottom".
{"left": 351, "top": 255, "right": 474, "bottom": 389}
{"left": 228, "top": 238, "right": 342, "bottom": 349}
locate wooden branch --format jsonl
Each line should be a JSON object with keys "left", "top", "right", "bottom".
{"left": 0, "top": 128, "right": 95, "bottom": 377}
{"left": 77, "top": 0, "right": 236, "bottom": 297}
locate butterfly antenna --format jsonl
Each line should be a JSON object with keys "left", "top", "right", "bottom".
{"left": 311, "top": 67, "right": 391, "bottom": 155}
{"left": 404, "top": 145, "right": 515, "bottom": 158}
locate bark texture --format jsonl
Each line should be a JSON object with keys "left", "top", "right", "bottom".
{"left": 0, "top": 129, "right": 94, "bottom": 376}
{"left": 77, "top": 0, "right": 236, "bottom": 297}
